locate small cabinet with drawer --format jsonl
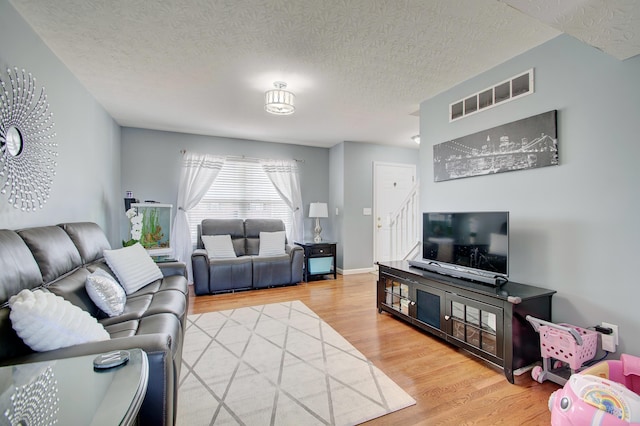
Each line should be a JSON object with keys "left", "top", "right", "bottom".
{"left": 294, "top": 241, "right": 337, "bottom": 281}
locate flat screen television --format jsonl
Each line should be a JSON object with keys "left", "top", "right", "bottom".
{"left": 409, "top": 211, "right": 509, "bottom": 285}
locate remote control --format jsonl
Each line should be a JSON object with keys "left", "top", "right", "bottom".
{"left": 93, "top": 350, "right": 130, "bottom": 370}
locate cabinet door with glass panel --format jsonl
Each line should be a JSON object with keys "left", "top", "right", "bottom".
{"left": 445, "top": 293, "right": 504, "bottom": 365}
{"left": 379, "top": 274, "right": 413, "bottom": 317}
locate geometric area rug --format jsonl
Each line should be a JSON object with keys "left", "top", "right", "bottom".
{"left": 177, "top": 300, "right": 415, "bottom": 425}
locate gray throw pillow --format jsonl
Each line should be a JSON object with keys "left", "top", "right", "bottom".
{"left": 86, "top": 268, "right": 126, "bottom": 317}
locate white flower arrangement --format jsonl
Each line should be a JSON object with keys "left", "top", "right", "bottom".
{"left": 123, "top": 208, "right": 144, "bottom": 247}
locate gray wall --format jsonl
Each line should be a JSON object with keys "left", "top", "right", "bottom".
{"left": 420, "top": 34, "right": 640, "bottom": 354}
{"left": 122, "top": 128, "right": 419, "bottom": 272}
{"left": 338, "top": 141, "right": 419, "bottom": 271}
{"left": 0, "top": 0, "right": 121, "bottom": 242}
{"left": 121, "top": 127, "right": 331, "bottom": 243}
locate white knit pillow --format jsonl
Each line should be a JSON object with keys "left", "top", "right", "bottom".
{"left": 103, "top": 243, "right": 163, "bottom": 295}
{"left": 202, "top": 235, "right": 237, "bottom": 259}
{"left": 9, "top": 289, "right": 110, "bottom": 352}
{"left": 85, "top": 268, "right": 126, "bottom": 317}
{"left": 258, "top": 231, "right": 286, "bottom": 257}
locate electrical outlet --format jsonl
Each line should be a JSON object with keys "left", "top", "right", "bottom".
{"left": 601, "top": 322, "right": 618, "bottom": 352}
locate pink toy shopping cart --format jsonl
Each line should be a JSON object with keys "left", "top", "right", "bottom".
{"left": 526, "top": 315, "right": 599, "bottom": 386}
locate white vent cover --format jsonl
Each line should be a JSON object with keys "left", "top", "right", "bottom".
{"left": 450, "top": 69, "right": 534, "bottom": 122}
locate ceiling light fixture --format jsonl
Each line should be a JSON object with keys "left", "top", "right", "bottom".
{"left": 265, "top": 81, "right": 295, "bottom": 115}
{"left": 412, "top": 135, "right": 421, "bottom": 144}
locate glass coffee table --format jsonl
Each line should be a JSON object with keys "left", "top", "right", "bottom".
{"left": 0, "top": 348, "right": 148, "bottom": 426}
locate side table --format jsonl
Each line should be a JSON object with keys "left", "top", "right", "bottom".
{"left": 294, "top": 241, "right": 337, "bottom": 281}
{"left": 0, "top": 348, "right": 148, "bottom": 426}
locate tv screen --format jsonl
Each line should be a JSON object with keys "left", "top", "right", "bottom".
{"left": 421, "top": 212, "right": 509, "bottom": 278}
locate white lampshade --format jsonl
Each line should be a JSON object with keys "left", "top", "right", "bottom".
{"left": 309, "top": 202, "right": 328, "bottom": 218}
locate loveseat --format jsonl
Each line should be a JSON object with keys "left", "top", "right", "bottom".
{"left": 0, "top": 222, "right": 188, "bottom": 426}
{"left": 191, "top": 219, "right": 303, "bottom": 295}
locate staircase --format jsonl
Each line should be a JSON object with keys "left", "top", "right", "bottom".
{"left": 388, "top": 182, "right": 420, "bottom": 261}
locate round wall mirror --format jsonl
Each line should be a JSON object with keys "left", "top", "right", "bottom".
{"left": 5, "top": 126, "right": 23, "bottom": 157}
{"left": 0, "top": 67, "right": 57, "bottom": 212}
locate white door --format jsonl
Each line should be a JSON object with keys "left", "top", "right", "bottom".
{"left": 373, "top": 162, "right": 416, "bottom": 265}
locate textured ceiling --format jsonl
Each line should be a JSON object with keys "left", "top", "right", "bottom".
{"left": 6, "top": 0, "right": 638, "bottom": 149}
{"left": 500, "top": 0, "right": 640, "bottom": 60}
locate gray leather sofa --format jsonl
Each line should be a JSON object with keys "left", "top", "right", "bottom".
{"left": 0, "top": 222, "right": 188, "bottom": 426}
{"left": 191, "top": 219, "right": 303, "bottom": 295}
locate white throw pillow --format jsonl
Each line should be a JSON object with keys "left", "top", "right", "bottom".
{"left": 103, "top": 243, "right": 163, "bottom": 295}
{"left": 9, "top": 289, "right": 110, "bottom": 352}
{"left": 85, "top": 269, "right": 126, "bottom": 317}
{"left": 259, "top": 231, "right": 286, "bottom": 257}
{"left": 202, "top": 234, "right": 237, "bottom": 259}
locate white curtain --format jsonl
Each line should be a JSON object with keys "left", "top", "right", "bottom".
{"left": 260, "top": 159, "right": 304, "bottom": 243}
{"left": 171, "top": 152, "right": 225, "bottom": 282}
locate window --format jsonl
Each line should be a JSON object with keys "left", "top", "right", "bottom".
{"left": 186, "top": 158, "right": 292, "bottom": 244}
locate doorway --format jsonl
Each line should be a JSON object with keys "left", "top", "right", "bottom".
{"left": 373, "top": 162, "right": 417, "bottom": 266}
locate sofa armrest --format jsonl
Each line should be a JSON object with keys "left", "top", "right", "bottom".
{"left": 285, "top": 244, "right": 303, "bottom": 257}
{"left": 1, "top": 333, "right": 173, "bottom": 365}
{"left": 191, "top": 248, "right": 210, "bottom": 295}
{"left": 287, "top": 244, "right": 304, "bottom": 284}
{"left": 158, "top": 261, "right": 187, "bottom": 278}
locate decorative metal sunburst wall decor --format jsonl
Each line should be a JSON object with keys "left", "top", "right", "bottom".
{"left": 0, "top": 67, "right": 57, "bottom": 212}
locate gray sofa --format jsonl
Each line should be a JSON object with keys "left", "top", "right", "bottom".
{"left": 191, "top": 219, "right": 303, "bottom": 295}
{"left": 0, "top": 222, "right": 188, "bottom": 426}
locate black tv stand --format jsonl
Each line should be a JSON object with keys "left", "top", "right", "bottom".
{"left": 378, "top": 260, "right": 556, "bottom": 383}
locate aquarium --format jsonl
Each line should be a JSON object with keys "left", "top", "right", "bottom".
{"left": 131, "top": 203, "right": 173, "bottom": 256}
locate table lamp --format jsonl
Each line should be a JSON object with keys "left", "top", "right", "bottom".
{"left": 309, "top": 202, "right": 328, "bottom": 243}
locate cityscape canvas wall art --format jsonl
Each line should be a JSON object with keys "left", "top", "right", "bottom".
{"left": 433, "top": 110, "right": 558, "bottom": 182}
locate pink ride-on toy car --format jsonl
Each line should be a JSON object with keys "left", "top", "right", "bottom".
{"left": 549, "top": 354, "right": 640, "bottom": 425}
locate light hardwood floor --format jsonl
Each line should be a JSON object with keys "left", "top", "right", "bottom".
{"left": 188, "top": 273, "right": 559, "bottom": 425}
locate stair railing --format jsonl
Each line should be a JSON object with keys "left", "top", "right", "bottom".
{"left": 388, "top": 182, "right": 420, "bottom": 261}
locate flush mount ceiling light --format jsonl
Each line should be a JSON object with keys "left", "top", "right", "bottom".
{"left": 264, "top": 81, "right": 295, "bottom": 115}
{"left": 412, "top": 135, "right": 421, "bottom": 144}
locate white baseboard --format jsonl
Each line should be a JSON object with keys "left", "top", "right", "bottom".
{"left": 514, "top": 363, "right": 537, "bottom": 376}
{"left": 338, "top": 267, "right": 376, "bottom": 275}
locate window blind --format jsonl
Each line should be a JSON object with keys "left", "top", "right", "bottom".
{"left": 186, "top": 159, "right": 292, "bottom": 244}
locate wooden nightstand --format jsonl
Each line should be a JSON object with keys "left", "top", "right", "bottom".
{"left": 294, "top": 241, "right": 337, "bottom": 282}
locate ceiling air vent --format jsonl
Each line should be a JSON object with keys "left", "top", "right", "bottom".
{"left": 449, "top": 68, "right": 534, "bottom": 122}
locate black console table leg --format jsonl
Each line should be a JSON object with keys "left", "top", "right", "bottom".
{"left": 504, "top": 368, "right": 515, "bottom": 384}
